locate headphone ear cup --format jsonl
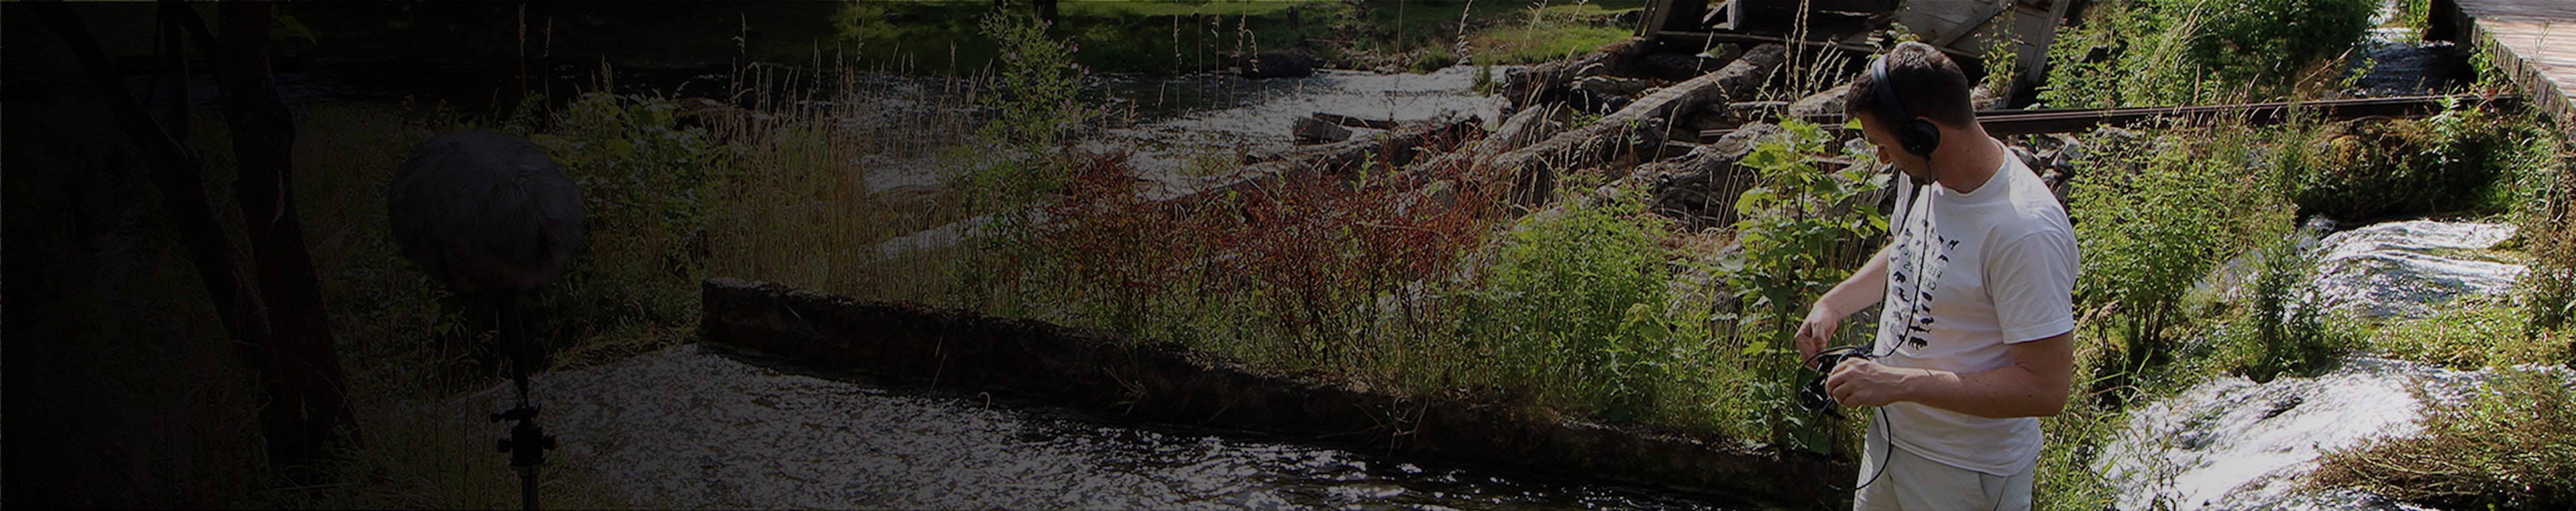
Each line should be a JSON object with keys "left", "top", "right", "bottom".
{"left": 1902, "top": 118, "right": 1941, "bottom": 156}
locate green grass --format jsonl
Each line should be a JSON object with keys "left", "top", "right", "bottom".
{"left": 2367, "top": 297, "right": 2565, "bottom": 370}
{"left": 2311, "top": 367, "right": 2576, "bottom": 510}
{"left": 2038, "top": 0, "right": 2379, "bottom": 108}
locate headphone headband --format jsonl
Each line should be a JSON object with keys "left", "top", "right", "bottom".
{"left": 1868, "top": 42, "right": 1917, "bottom": 126}
{"left": 1868, "top": 42, "right": 1941, "bottom": 157}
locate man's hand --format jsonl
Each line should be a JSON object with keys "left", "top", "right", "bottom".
{"left": 1794, "top": 303, "right": 1842, "bottom": 365}
{"left": 1824, "top": 332, "right": 2078, "bottom": 418}
{"left": 1825, "top": 359, "right": 1913, "bottom": 408}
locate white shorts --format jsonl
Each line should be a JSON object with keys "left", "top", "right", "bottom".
{"left": 1851, "top": 420, "right": 2035, "bottom": 511}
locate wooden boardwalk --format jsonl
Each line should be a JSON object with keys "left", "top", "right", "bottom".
{"left": 2446, "top": 0, "right": 2576, "bottom": 130}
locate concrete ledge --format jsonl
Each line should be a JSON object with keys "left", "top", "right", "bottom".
{"left": 701, "top": 277, "right": 1849, "bottom": 508}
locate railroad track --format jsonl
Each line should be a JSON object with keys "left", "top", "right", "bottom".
{"left": 1699, "top": 93, "right": 2526, "bottom": 142}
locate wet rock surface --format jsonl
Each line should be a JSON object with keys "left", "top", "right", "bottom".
{"left": 2310, "top": 220, "right": 2522, "bottom": 320}
{"left": 458, "top": 344, "right": 1743, "bottom": 509}
{"left": 2103, "top": 220, "right": 2538, "bottom": 510}
{"left": 2096, "top": 357, "right": 2471, "bottom": 511}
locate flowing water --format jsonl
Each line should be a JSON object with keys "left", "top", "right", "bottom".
{"left": 458, "top": 344, "right": 1743, "bottom": 510}
{"left": 2096, "top": 220, "right": 2532, "bottom": 510}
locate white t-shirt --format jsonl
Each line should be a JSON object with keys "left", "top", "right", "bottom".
{"left": 1869, "top": 138, "right": 2079, "bottom": 477}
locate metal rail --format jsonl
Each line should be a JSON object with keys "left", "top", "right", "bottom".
{"left": 1703, "top": 93, "right": 2524, "bottom": 141}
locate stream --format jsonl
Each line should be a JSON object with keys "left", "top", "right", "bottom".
{"left": 2096, "top": 220, "right": 2545, "bottom": 510}
{"left": 458, "top": 344, "right": 1742, "bottom": 510}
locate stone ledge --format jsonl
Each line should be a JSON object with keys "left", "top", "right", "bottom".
{"left": 701, "top": 277, "right": 1849, "bottom": 508}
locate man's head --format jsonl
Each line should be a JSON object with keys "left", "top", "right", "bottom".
{"left": 1848, "top": 42, "right": 1976, "bottom": 183}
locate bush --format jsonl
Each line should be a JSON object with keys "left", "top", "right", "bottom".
{"left": 1720, "top": 118, "right": 1887, "bottom": 450}
{"left": 2311, "top": 367, "right": 2576, "bottom": 510}
{"left": 2072, "top": 123, "right": 2298, "bottom": 373}
{"left": 518, "top": 91, "right": 724, "bottom": 371}
{"left": 2285, "top": 101, "right": 2522, "bottom": 222}
{"left": 2040, "top": 0, "right": 2376, "bottom": 108}
{"left": 2218, "top": 232, "right": 2363, "bottom": 381}
{"left": 1464, "top": 190, "right": 1680, "bottom": 421}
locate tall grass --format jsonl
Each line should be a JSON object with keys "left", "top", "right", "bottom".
{"left": 2039, "top": 0, "right": 2378, "bottom": 108}
{"left": 2312, "top": 367, "right": 2576, "bottom": 510}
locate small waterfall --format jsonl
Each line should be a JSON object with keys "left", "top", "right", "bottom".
{"left": 2098, "top": 220, "right": 2530, "bottom": 510}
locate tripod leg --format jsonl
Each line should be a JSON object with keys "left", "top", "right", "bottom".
{"left": 520, "top": 465, "right": 541, "bottom": 510}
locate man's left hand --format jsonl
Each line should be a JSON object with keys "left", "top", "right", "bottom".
{"left": 1825, "top": 359, "right": 1914, "bottom": 408}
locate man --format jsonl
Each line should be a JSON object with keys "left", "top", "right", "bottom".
{"left": 1793, "top": 42, "right": 2079, "bottom": 510}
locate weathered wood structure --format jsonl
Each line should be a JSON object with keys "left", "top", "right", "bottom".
{"left": 1638, "top": 0, "right": 2072, "bottom": 100}
{"left": 2434, "top": 0, "right": 2576, "bottom": 129}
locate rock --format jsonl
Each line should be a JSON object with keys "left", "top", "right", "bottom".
{"left": 1481, "top": 103, "right": 1570, "bottom": 154}
{"left": 1292, "top": 115, "right": 1354, "bottom": 145}
{"left": 1574, "top": 75, "right": 1652, "bottom": 97}
{"left": 1635, "top": 50, "right": 1736, "bottom": 81}
{"left": 2309, "top": 221, "right": 2524, "bottom": 320}
{"left": 1499, "top": 38, "right": 1650, "bottom": 113}
{"left": 1640, "top": 122, "right": 1789, "bottom": 230}
{"left": 1788, "top": 84, "right": 1850, "bottom": 120}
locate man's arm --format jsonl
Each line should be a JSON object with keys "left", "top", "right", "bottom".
{"left": 1796, "top": 243, "right": 1894, "bottom": 362}
{"left": 1825, "top": 330, "right": 2075, "bottom": 418}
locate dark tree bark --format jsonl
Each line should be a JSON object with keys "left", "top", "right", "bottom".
{"left": 213, "top": 1, "right": 356, "bottom": 462}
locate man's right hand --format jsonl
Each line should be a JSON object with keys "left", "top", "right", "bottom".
{"left": 1794, "top": 303, "right": 1841, "bottom": 366}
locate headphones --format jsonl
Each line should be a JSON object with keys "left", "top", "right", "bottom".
{"left": 1869, "top": 42, "right": 1943, "bottom": 158}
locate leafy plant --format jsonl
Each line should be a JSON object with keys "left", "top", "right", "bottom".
{"left": 2220, "top": 231, "right": 2359, "bottom": 381}
{"left": 1720, "top": 118, "right": 1887, "bottom": 449}
{"left": 2070, "top": 122, "right": 2298, "bottom": 385}
{"left": 957, "top": 11, "right": 1095, "bottom": 217}
{"left": 1464, "top": 189, "right": 1678, "bottom": 421}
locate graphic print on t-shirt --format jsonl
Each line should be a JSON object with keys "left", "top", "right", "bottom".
{"left": 1881, "top": 199, "right": 1958, "bottom": 355}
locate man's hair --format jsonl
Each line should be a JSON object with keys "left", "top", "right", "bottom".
{"left": 1846, "top": 43, "right": 1976, "bottom": 129}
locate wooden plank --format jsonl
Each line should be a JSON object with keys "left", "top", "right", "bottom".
{"left": 2453, "top": 0, "right": 2576, "bottom": 130}
{"left": 1651, "top": 30, "right": 1880, "bottom": 54}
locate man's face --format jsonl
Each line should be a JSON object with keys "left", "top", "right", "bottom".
{"left": 1857, "top": 113, "right": 1935, "bottom": 185}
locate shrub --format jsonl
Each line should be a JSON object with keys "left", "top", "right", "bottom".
{"left": 1719, "top": 118, "right": 1888, "bottom": 450}
{"left": 1463, "top": 189, "right": 1679, "bottom": 421}
{"left": 2218, "top": 232, "right": 2363, "bottom": 381}
{"left": 956, "top": 11, "right": 1093, "bottom": 216}
{"left": 2070, "top": 122, "right": 2298, "bottom": 379}
{"left": 2285, "top": 101, "right": 2520, "bottom": 222}
{"left": 2039, "top": 0, "right": 2376, "bottom": 108}
{"left": 517, "top": 91, "right": 724, "bottom": 370}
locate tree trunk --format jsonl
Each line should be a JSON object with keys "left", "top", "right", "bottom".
{"left": 25, "top": 0, "right": 309, "bottom": 463}
{"left": 214, "top": 1, "right": 356, "bottom": 463}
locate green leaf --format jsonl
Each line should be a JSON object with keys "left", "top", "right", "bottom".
{"left": 1735, "top": 188, "right": 1776, "bottom": 216}
{"left": 607, "top": 138, "right": 636, "bottom": 160}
